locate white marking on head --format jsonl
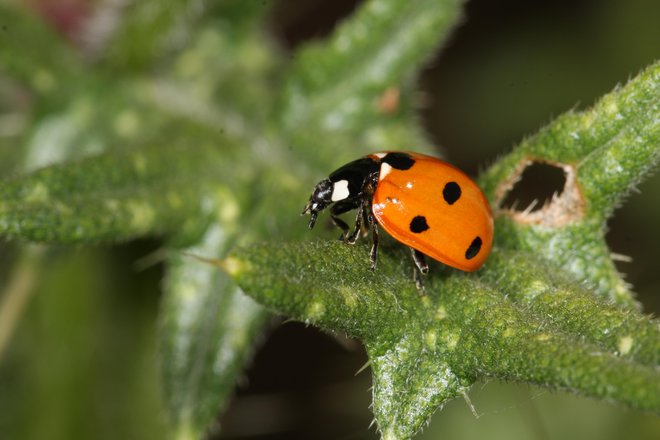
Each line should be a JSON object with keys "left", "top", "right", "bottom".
{"left": 380, "top": 162, "right": 393, "bottom": 180}
{"left": 373, "top": 152, "right": 387, "bottom": 159}
{"left": 331, "top": 180, "right": 350, "bottom": 202}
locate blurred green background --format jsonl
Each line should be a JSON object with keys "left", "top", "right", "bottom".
{"left": 1, "top": 0, "right": 659, "bottom": 439}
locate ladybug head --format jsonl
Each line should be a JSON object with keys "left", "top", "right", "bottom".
{"left": 301, "top": 178, "right": 333, "bottom": 229}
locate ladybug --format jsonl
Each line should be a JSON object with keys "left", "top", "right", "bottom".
{"left": 302, "top": 151, "right": 493, "bottom": 287}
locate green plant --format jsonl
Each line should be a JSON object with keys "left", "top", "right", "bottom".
{"left": 0, "top": 1, "right": 658, "bottom": 439}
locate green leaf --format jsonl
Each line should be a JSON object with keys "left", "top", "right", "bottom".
{"left": 480, "top": 62, "right": 660, "bottom": 216}
{"left": 160, "top": 26, "right": 282, "bottom": 137}
{"left": 368, "top": 338, "right": 467, "bottom": 440}
{"left": 227, "top": 241, "right": 660, "bottom": 439}
{"left": 0, "top": 4, "right": 82, "bottom": 97}
{"left": 3, "top": 1, "right": 659, "bottom": 439}
{"left": 224, "top": 63, "right": 660, "bottom": 438}
{"left": 482, "top": 251, "right": 660, "bottom": 367}
{"left": 101, "top": 0, "right": 204, "bottom": 70}
{"left": 102, "top": 1, "right": 272, "bottom": 71}
{"left": 480, "top": 62, "right": 660, "bottom": 307}
{"left": 280, "top": 0, "right": 465, "bottom": 165}
{"left": 0, "top": 145, "right": 226, "bottom": 245}
{"left": 160, "top": 224, "right": 267, "bottom": 439}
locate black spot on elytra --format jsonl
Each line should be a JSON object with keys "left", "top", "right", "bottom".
{"left": 443, "top": 181, "right": 461, "bottom": 205}
{"left": 465, "top": 236, "right": 482, "bottom": 260}
{"left": 383, "top": 152, "right": 415, "bottom": 170}
{"left": 409, "top": 215, "right": 429, "bottom": 233}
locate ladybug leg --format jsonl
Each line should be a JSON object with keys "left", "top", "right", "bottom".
{"left": 360, "top": 206, "right": 371, "bottom": 237}
{"left": 368, "top": 212, "right": 379, "bottom": 271}
{"left": 346, "top": 199, "right": 368, "bottom": 244}
{"left": 330, "top": 200, "right": 359, "bottom": 240}
{"left": 331, "top": 216, "right": 350, "bottom": 240}
{"left": 410, "top": 248, "right": 428, "bottom": 293}
{"left": 410, "top": 249, "right": 429, "bottom": 273}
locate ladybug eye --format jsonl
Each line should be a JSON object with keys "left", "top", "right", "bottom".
{"left": 305, "top": 179, "right": 333, "bottom": 208}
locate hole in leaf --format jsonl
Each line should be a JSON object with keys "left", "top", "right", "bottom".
{"left": 501, "top": 161, "right": 566, "bottom": 212}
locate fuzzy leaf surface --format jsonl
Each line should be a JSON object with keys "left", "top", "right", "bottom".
{"left": 227, "top": 63, "right": 660, "bottom": 438}
{"left": 481, "top": 62, "right": 660, "bottom": 307}
{"left": 281, "top": 0, "right": 464, "bottom": 167}
{"left": 227, "top": 241, "right": 660, "bottom": 439}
